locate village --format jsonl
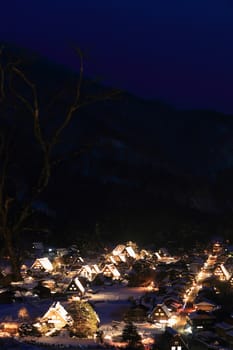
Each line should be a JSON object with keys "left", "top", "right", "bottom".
{"left": 0, "top": 239, "right": 233, "bottom": 350}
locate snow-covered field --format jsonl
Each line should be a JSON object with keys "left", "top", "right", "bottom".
{"left": 0, "top": 285, "right": 153, "bottom": 349}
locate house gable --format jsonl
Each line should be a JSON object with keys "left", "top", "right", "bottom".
{"left": 41, "top": 302, "right": 73, "bottom": 329}
{"left": 214, "top": 264, "right": 230, "bottom": 281}
{"left": 66, "top": 278, "right": 85, "bottom": 295}
{"left": 31, "top": 257, "right": 53, "bottom": 272}
{"left": 77, "top": 264, "right": 100, "bottom": 281}
{"left": 102, "top": 264, "right": 120, "bottom": 279}
{"left": 149, "top": 303, "right": 171, "bottom": 322}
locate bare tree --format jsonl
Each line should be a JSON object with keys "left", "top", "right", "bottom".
{"left": 0, "top": 46, "right": 119, "bottom": 280}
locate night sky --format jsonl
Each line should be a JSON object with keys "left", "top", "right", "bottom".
{"left": 1, "top": 0, "right": 233, "bottom": 113}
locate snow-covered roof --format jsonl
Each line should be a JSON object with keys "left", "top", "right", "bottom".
{"left": 42, "top": 302, "right": 73, "bottom": 324}
{"left": 31, "top": 257, "right": 53, "bottom": 272}
{"left": 151, "top": 303, "right": 171, "bottom": 318}
{"left": 91, "top": 264, "right": 101, "bottom": 274}
{"left": 111, "top": 244, "right": 136, "bottom": 258}
{"left": 125, "top": 246, "right": 136, "bottom": 258}
{"left": 108, "top": 255, "right": 118, "bottom": 265}
{"left": 102, "top": 264, "right": 121, "bottom": 278}
{"left": 112, "top": 244, "right": 125, "bottom": 256}
{"left": 119, "top": 254, "right": 127, "bottom": 262}
{"left": 74, "top": 278, "right": 85, "bottom": 293}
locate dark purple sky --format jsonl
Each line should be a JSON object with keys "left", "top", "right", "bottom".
{"left": 1, "top": 0, "right": 233, "bottom": 113}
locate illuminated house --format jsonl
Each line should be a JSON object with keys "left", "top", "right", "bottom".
{"left": 106, "top": 255, "right": 120, "bottom": 265}
{"left": 30, "top": 257, "right": 53, "bottom": 273}
{"left": 78, "top": 264, "right": 101, "bottom": 281}
{"left": 107, "top": 254, "right": 127, "bottom": 264}
{"left": 112, "top": 244, "right": 126, "bottom": 256}
{"left": 213, "top": 264, "right": 231, "bottom": 281}
{"left": 101, "top": 264, "right": 121, "bottom": 279}
{"left": 148, "top": 303, "right": 171, "bottom": 324}
{"left": 65, "top": 277, "right": 85, "bottom": 295}
{"left": 69, "top": 255, "right": 84, "bottom": 269}
{"left": 38, "top": 302, "right": 73, "bottom": 331}
{"left": 112, "top": 244, "right": 137, "bottom": 259}
{"left": 194, "top": 300, "right": 218, "bottom": 312}
{"left": 78, "top": 265, "right": 92, "bottom": 280}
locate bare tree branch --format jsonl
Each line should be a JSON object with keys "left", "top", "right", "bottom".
{"left": 10, "top": 66, "right": 46, "bottom": 151}
{"left": 0, "top": 46, "right": 120, "bottom": 279}
{"left": 51, "top": 143, "right": 93, "bottom": 167}
{"left": 49, "top": 49, "right": 84, "bottom": 149}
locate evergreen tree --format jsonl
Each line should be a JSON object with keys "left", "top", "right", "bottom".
{"left": 67, "top": 300, "right": 99, "bottom": 337}
{"left": 122, "top": 321, "right": 142, "bottom": 348}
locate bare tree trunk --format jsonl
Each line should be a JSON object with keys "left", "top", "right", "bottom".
{"left": 5, "top": 230, "right": 21, "bottom": 281}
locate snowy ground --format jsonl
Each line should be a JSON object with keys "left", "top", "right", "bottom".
{"left": 0, "top": 285, "right": 161, "bottom": 349}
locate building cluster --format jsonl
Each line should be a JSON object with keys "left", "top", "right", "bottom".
{"left": 0, "top": 239, "right": 232, "bottom": 349}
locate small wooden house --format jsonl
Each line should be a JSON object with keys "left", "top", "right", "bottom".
{"left": 78, "top": 265, "right": 92, "bottom": 280}
{"left": 112, "top": 244, "right": 126, "bottom": 256}
{"left": 112, "top": 244, "right": 137, "bottom": 260}
{"left": 148, "top": 303, "right": 171, "bottom": 324}
{"left": 65, "top": 277, "right": 85, "bottom": 295}
{"left": 101, "top": 264, "right": 121, "bottom": 280}
{"left": 39, "top": 301, "right": 73, "bottom": 331}
{"left": 30, "top": 257, "right": 53, "bottom": 273}
{"left": 78, "top": 264, "right": 100, "bottom": 281}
